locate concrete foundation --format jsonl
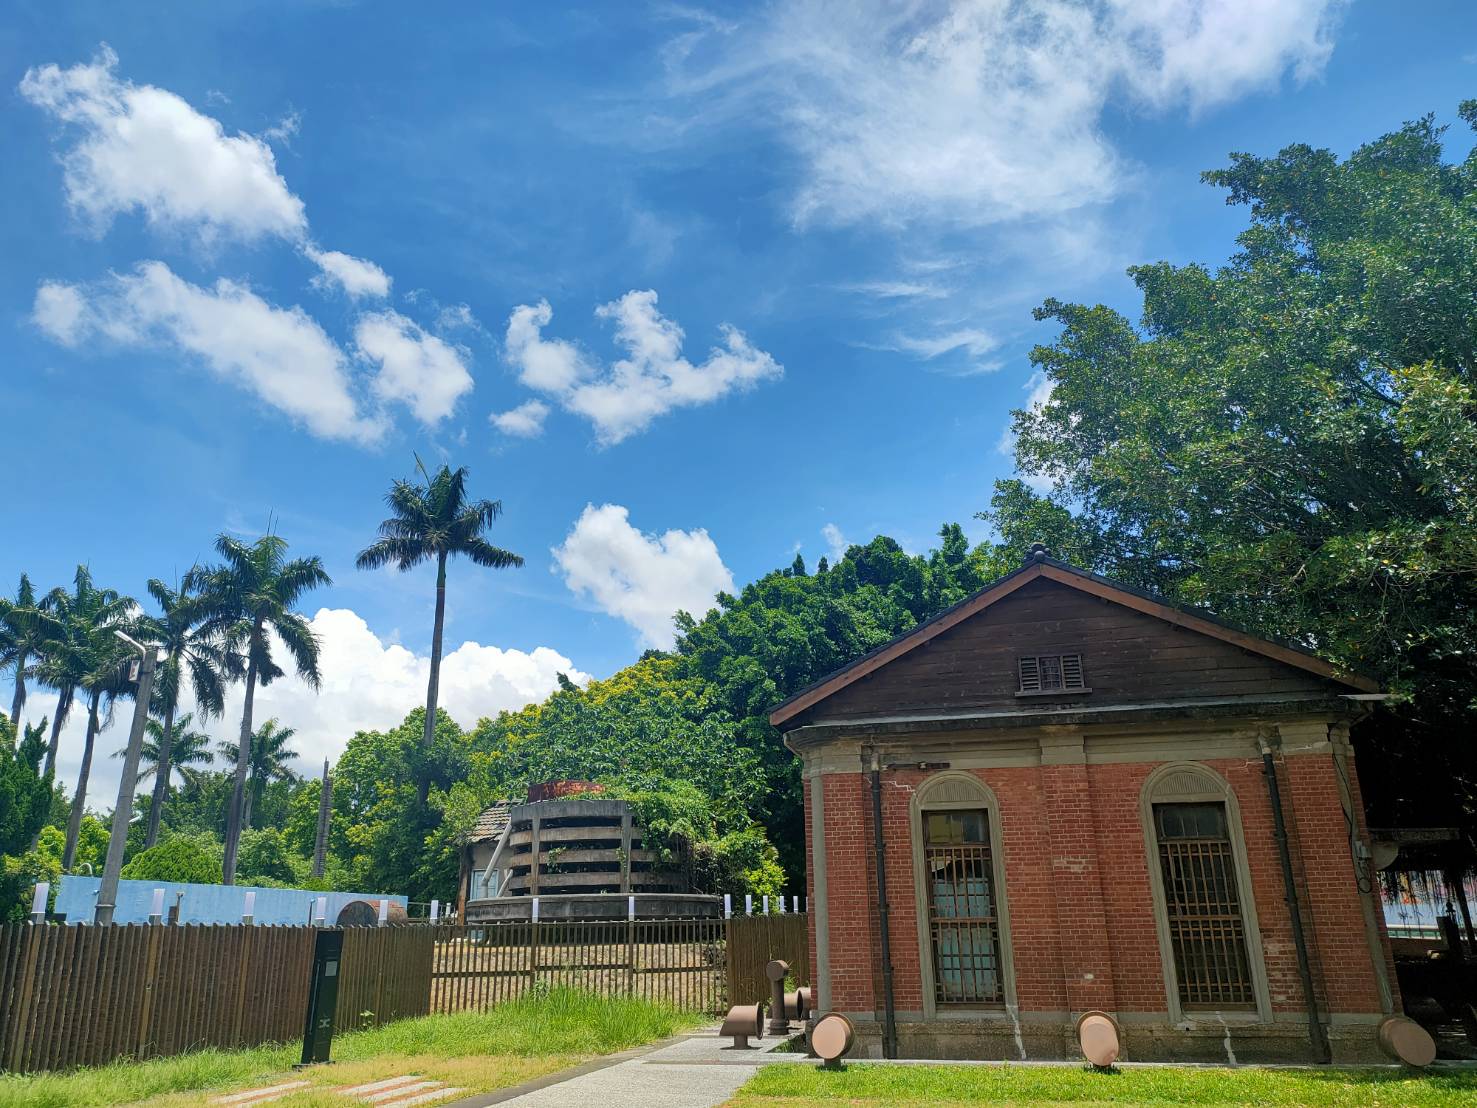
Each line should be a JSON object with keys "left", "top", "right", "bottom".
{"left": 847, "top": 1015, "right": 1388, "bottom": 1065}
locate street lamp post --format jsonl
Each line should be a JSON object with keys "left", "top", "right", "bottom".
{"left": 95, "top": 631, "right": 159, "bottom": 926}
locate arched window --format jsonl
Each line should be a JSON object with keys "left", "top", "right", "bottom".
{"left": 911, "top": 773, "right": 1014, "bottom": 1015}
{"left": 1141, "top": 764, "right": 1270, "bottom": 1020}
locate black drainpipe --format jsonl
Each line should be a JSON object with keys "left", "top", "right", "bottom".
{"left": 867, "top": 747, "right": 898, "bottom": 1059}
{"left": 1260, "top": 736, "right": 1332, "bottom": 1064}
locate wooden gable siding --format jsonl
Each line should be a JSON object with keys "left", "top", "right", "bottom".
{"left": 800, "top": 577, "right": 1336, "bottom": 723}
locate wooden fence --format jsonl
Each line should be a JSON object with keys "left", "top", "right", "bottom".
{"left": 0, "top": 913, "right": 810, "bottom": 1074}
{"left": 726, "top": 912, "right": 809, "bottom": 1005}
{"left": 0, "top": 924, "right": 316, "bottom": 1074}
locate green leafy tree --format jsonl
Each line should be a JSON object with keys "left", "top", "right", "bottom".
{"left": 988, "top": 105, "right": 1477, "bottom": 834}
{"left": 135, "top": 576, "right": 234, "bottom": 849}
{"left": 356, "top": 460, "right": 522, "bottom": 799}
{"left": 236, "top": 827, "right": 299, "bottom": 885}
{"left": 121, "top": 832, "right": 223, "bottom": 884}
{"left": 219, "top": 718, "right": 298, "bottom": 830}
{"left": 197, "top": 533, "right": 329, "bottom": 884}
{"left": 0, "top": 715, "right": 53, "bottom": 919}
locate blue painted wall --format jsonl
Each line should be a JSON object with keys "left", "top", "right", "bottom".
{"left": 55, "top": 876, "right": 408, "bottom": 926}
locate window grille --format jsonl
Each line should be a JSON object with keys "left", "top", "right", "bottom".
{"left": 1154, "top": 802, "right": 1255, "bottom": 1009}
{"left": 1017, "top": 653, "right": 1086, "bottom": 694}
{"left": 923, "top": 809, "right": 1003, "bottom": 1005}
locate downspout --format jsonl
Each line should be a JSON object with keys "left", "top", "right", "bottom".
{"left": 1260, "top": 735, "right": 1332, "bottom": 1064}
{"left": 866, "top": 746, "right": 898, "bottom": 1059}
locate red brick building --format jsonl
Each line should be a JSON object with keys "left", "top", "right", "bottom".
{"left": 771, "top": 548, "right": 1399, "bottom": 1062}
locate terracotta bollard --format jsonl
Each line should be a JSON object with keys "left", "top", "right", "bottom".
{"left": 1378, "top": 1016, "right": 1436, "bottom": 1068}
{"left": 1077, "top": 1011, "right": 1121, "bottom": 1068}
{"left": 810, "top": 1012, "right": 855, "bottom": 1070}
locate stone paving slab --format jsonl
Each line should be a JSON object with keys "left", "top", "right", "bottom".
{"left": 447, "top": 1025, "right": 805, "bottom": 1108}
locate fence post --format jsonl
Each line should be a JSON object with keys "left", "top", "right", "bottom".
{"left": 626, "top": 895, "right": 636, "bottom": 997}
{"left": 724, "top": 893, "right": 732, "bottom": 919}
{"left": 136, "top": 922, "right": 165, "bottom": 1058}
{"left": 5, "top": 925, "right": 42, "bottom": 1069}
{"left": 242, "top": 891, "right": 255, "bottom": 926}
{"left": 745, "top": 894, "right": 753, "bottom": 916}
{"left": 29, "top": 882, "right": 48, "bottom": 924}
{"left": 529, "top": 898, "right": 540, "bottom": 994}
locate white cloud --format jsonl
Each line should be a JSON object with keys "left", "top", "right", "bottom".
{"left": 306, "top": 246, "right": 391, "bottom": 299}
{"left": 665, "top": 0, "right": 1345, "bottom": 228}
{"left": 552, "top": 503, "right": 734, "bottom": 649}
{"left": 353, "top": 310, "right": 472, "bottom": 424}
{"left": 822, "top": 522, "right": 849, "bottom": 562}
{"left": 31, "top": 281, "right": 88, "bottom": 345}
{"left": 999, "top": 370, "right": 1058, "bottom": 492}
{"left": 490, "top": 400, "right": 550, "bottom": 438}
{"left": 33, "top": 262, "right": 383, "bottom": 443}
{"left": 882, "top": 328, "right": 997, "bottom": 361}
{"left": 19, "top": 45, "right": 306, "bottom": 243}
{"left": 22, "top": 47, "right": 399, "bottom": 308}
{"left": 839, "top": 280, "right": 949, "bottom": 301}
{"left": 505, "top": 300, "right": 588, "bottom": 393}
{"left": 504, "top": 291, "right": 782, "bottom": 445}
{"left": 19, "top": 607, "right": 588, "bottom": 809}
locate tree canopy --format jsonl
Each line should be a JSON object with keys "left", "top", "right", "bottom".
{"left": 988, "top": 105, "right": 1477, "bottom": 835}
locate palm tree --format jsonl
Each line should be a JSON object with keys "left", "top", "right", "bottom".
{"left": 356, "top": 460, "right": 523, "bottom": 795}
{"left": 117, "top": 709, "right": 214, "bottom": 785}
{"left": 219, "top": 718, "right": 297, "bottom": 830}
{"left": 48, "top": 575, "right": 135, "bottom": 871}
{"left": 0, "top": 574, "right": 60, "bottom": 734}
{"left": 134, "top": 576, "right": 234, "bottom": 848}
{"left": 197, "top": 532, "right": 329, "bottom": 884}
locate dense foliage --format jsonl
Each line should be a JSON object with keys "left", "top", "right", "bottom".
{"left": 987, "top": 105, "right": 1477, "bottom": 836}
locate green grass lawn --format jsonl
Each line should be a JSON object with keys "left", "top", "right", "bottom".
{"left": 0, "top": 988, "right": 706, "bottom": 1108}
{"left": 728, "top": 1061, "right": 1477, "bottom": 1107}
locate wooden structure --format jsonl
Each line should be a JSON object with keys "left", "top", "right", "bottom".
{"left": 775, "top": 547, "right": 1400, "bottom": 1063}
{"left": 464, "top": 795, "right": 721, "bottom": 921}
{"left": 0, "top": 913, "right": 808, "bottom": 1074}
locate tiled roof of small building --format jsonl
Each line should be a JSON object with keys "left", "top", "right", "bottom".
{"left": 467, "top": 801, "right": 512, "bottom": 843}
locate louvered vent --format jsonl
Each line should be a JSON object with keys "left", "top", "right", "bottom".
{"left": 1018, "top": 653, "right": 1087, "bottom": 694}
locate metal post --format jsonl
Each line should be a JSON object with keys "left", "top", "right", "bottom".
{"left": 242, "top": 890, "right": 256, "bottom": 926}
{"left": 148, "top": 887, "right": 164, "bottom": 925}
{"left": 745, "top": 893, "right": 753, "bottom": 916}
{"left": 314, "top": 896, "right": 328, "bottom": 926}
{"left": 377, "top": 898, "right": 388, "bottom": 927}
{"left": 30, "top": 881, "right": 48, "bottom": 924}
{"left": 430, "top": 898, "right": 440, "bottom": 924}
{"left": 1261, "top": 738, "right": 1332, "bottom": 1063}
{"left": 724, "top": 893, "right": 732, "bottom": 919}
{"left": 96, "top": 636, "right": 158, "bottom": 926}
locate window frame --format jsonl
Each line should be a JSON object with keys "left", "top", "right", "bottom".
{"left": 1139, "top": 763, "right": 1272, "bottom": 1024}
{"left": 910, "top": 772, "right": 1017, "bottom": 1021}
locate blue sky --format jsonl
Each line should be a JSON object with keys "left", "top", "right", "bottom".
{"left": 4, "top": 1, "right": 1476, "bottom": 801}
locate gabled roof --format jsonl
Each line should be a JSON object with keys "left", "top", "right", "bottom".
{"left": 768, "top": 549, "right": 1379, "bottom": 728}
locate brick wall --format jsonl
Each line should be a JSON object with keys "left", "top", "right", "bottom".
{"left": 808, "top": 739, "right": 1392, "bottom": 1023}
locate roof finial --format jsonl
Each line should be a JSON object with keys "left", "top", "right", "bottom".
{"left": 1026, "top": 542, "right": 1050, "bottom": 565}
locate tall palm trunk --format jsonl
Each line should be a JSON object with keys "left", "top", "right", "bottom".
{"left": 44, "top": 687, "right": 72, "bottom": 779}
{"left": 62, "top": 690, "right": 102, "bottom": 870}
{"left": 418, "top": 551, "right": 449, "bottom": 806}
{"left": 143, "top": 701, "right": 176, "bottom": 849}
{"left": 8, "top": 653, "right": 26, "bottom": 734}
{"left": 222, "top": 626, "right": 261, "bottom": 885}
